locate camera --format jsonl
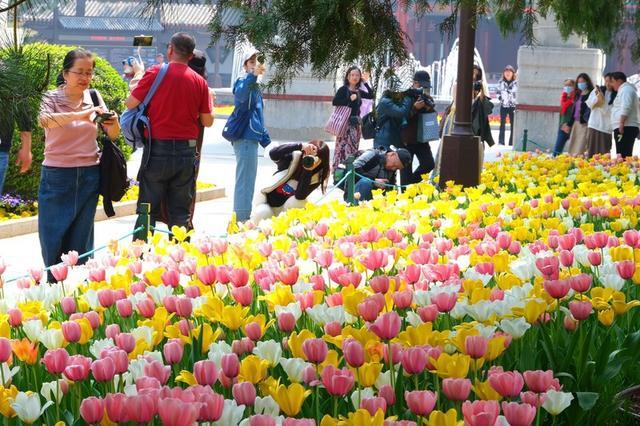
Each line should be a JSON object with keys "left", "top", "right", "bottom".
{"left": 94, "top": 112, "right": 115, "bottom": 124}
{"left": 473, "top": 81, "right": 483, "bottom": 92}
{"left": 302, "top": 155, "right": 319, "bottom": 170}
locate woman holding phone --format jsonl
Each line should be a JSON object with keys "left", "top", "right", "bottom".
{"left": 38, "top": 48, "right": 120, "bottom": 275}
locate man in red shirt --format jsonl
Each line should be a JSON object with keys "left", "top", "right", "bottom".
{"left": 126, "top": 32, "right": 214, "bottom": 239}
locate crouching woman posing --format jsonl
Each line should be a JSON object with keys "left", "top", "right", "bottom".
{"left": 251, "top": 140, "right": 330, "bottom": 222}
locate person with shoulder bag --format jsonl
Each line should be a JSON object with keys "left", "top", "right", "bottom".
{"left": 222, "top": 49, "right": 270, "bottom": 222}
{"left": 37, "top": 48, "right": 121, "bottom": 276}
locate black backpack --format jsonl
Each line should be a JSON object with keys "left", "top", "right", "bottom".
{"left": 89, "top": 89, "right": 129, "bottom": 217}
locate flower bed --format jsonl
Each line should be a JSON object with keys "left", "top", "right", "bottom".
{"left": 1, "top": 152, "right": 640, "bottom": 425}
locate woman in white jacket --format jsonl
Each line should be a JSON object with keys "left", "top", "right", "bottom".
{"left": 585, "top": 73, "right": 614, "bottom": 157}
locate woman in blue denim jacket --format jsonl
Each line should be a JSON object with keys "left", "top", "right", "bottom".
{"left": 373, "top": 90, "right": 413, "bottom": 150}
{"left": 229, "top": 49, "right": 271, "bottom": 222}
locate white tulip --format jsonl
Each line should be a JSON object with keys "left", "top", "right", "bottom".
{"left": 89, "top": 338, "right": 115, "bottom": 359}
{"left": 40, "top": 380, "right": 64, "bottom": 404}
{"left": 499, "top": 317, "right": 531, "bottom": 339}
{"left": 10, "top": 392, "right": 53, "bottom": 424}
{"left": 464, "top": 300, "right": 494, "bottom": 322}
{"left": 253, "top": 340, "right": 282, "bottom": 367}
{"left": 130, "top": 326, "right": 155, "bottom": 348}
{"left": 40, "top": 329, "right": 64, "bottom": 350}
{"left": 254, "top": 395, "right": 280, "bottom": 416}
{"left": 413, "top": 290, "right": 431, "bottom": 307}
{"left": 274, "top": 302, "right": 303, "bottom": 321}
{"left": 145, "top": 285, "right": 173, "bottom": 305}
{"left": 350, "top": 387, "right": 375, "bottom": 410}
{"left": 207, "top": 341, "right": 233, "bottom": 367}
{"left": 542, "top": 390, "right": 574, "bottom": 416}
{"left": 212, "top": 399, "right": 246, "bottom": 426}
{"left": 1, "top": 363, "right": 20, "bottom": 386}
{"left": 23, "top": 320, "right": 44, "bottom": 343}
{"left": 279, "top": 357, "right": 311, "bottom": 383}
{"left": 405, "top": 311, "right": 423, "bottom": 328}
{"left": 82, "top": 290, "right": 101, "bottom": 310}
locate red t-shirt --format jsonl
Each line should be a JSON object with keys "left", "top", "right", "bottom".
{"left": 131, "top": 63, "right": 211, "bottom": 140}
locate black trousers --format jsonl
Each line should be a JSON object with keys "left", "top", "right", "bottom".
{"left": 614, "top": 127, "right": 639, "bottom": 158}
{"left": 401, "top": 142, "right": 435, "bottom": 185}
{"left": 499, "top": 106, "right": 515, "bottom": 146}
{"left": 134, "top": 140, "right": 196, "bottom": 240}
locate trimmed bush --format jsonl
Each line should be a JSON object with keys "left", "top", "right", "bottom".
{"left": 2, "top": 43, "right": 132, "bottom": 199}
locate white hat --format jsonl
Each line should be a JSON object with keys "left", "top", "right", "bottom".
{"left": 241, "top": 48, "right": 259, "bottom": 67}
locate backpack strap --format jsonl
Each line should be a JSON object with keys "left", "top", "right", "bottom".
{"left": 89, "top": 89, "right": 100, "bottom": 107}
{"left": 141, "top": 63, "right": 169, "bottom": 107}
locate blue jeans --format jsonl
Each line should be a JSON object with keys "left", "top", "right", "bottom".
{"left": 233, "top": 139, "right": 259, "bottom": 222}
{"left": 0, "top": 151, "right": 8, "bottom": 195}
{"left": 38, "top": 165, "right": 100, "bottom": 269}
{"left": 353, "top": 179, "right": 375, "bottom": 204}
{"left": 553, "top": 127, "right": 570, "bottom": 156}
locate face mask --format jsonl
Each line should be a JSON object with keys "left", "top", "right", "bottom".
{"left": 563, "top": 86, "right": 573, "bottom": 94}
{"left": 577, "top": 82, "right": 587, "bottom": 91}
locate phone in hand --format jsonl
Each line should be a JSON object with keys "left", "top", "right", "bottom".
{"left": 133, "top": 35, "right": 153, "bottom": 47}
{"left": 94, "top": 112, "right": 115, "bottom": 124}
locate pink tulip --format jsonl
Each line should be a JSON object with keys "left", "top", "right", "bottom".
{"left": 250, "top": 414, "right": 277, "bottom": 426}
{"left": 144, "top": 360, "right": 171, "bottom": 385}
{"left": 314, "top": 222, "right": 328, "bottom": 237}
{"left": 276, "top": 312, "right": 296, "bottom": 333}
{"left": 501, "top": 402, "right": 536, "bottom": 426}
{"left": 197, "top": 265, "right": 217, "bottom": 285}
{"left": 161, "top": 270, "right": 180, "bottom": 288}
{"left": 64, "top": 364, "right": 90, "bottom": 382}
{"left": 163, "top": 341, "right": 184, "bottom": 365}
{"left": 462, "top": 400, "right": 500, "bottom": 426}
{"left": 320, "top": 365, "right": 354, "bottom": 396}
{"left": 80, "top": 397, "right": 104, "bottom": 424}
{"left": 97, "top": 289, "right": 115, "bottom": 308}
{"left": 543, "top": 279, "right": 570, "bottom": 299}
{"left": 402, "top": 347, "right": 427, "bottom": 375}
{"left": 564, "top": 315, "right": 578, "bottom": 331}
{"left": 314, "top": 250, "right": 333, "bottom": 268}
{"left": 587, "top": 251, "right": 602, "bottom": 266}
{"left": 91, "top": 357, "right": 116, "bottom": 382}
{"left": 0, "top": 338, "right": 11, "bottom": 363}
{"left": 245, "top": 322, "right": 263, "bottom": 341}
{"left": 357, "top": 299, "right": 382, "bottom": 322}
{"left": 136, "top": 376, "right": 161, "bottom": 391}
{"left": 175, "top": 298, "right": 193, "bottom": 318}
{"left": 196, "top": 390, "right": 225, "bottom": 421}
{"left": 232, "top": 286, "right": 253, "bottom": 306}
{"left": 83, "top": 311, "right": 100, "bottom": 329}
{"left": 383, "top": 343, "right": 403, "bottom": 365}
{"left": 43, "top": 348, "right": 69, "bottom": 374}
{"left": 302, "top": 338, "right": 328, "bottom": 364}
{"left": 558, "top": 234, "right": 576, "bottom": 250}
{"left": 158, "top": 398, "right": 201, "bottom": 426}
{"left": 233, "top": 382, "right": 256, "bottom": 406}
{"left": 343, "top": 338, "right": 365, "bottom": 368}
{"left": 116, "top": 299, "right": 133, "bottom": 317}
{"left": 125, "top": 394, "right": 157, "bottom": 424}
{"left": 431, "top": 292, "right": 457, "bottom": 313}
{"left": 370, "top": 275, "right": 390, "bottom": 294}
{"left": 136, "top": 298, "right": 156, "bottom": 318}
{"left": 229, "top": 267, "right": 249, "bottom": 287}
{"left": 221, "top": 353, "right": 240, "bottom": 378}
{"left": 61, "top": 250, "right": 79, "bottom": 266}
{"left": 370, "top": 312, "right": 401, "bottom": 341}
{"left": 523, "top": 370, "right": 555, "bottom": 393}
{"left": 115, "top": 333, "right": 136, "bottom": 353}
{"left": 361, "top": 250, "right": 388, "bottom": 271}
{"left": 488, "top": 370, "right": 524, "bottom": 397}
{"left": 361, "top": 396, "right": 387, "bottom": 416}
{"left": 535, "top": 256, "right": 559, "bottom": 280}
{"left": 60, "top": 297, "right": 77, "bottom": 315}
{"left": 7, "top": 308, "right": 22, "bottom": 327}
{"left": 278, "top": 266, "right": 299, "bottom": 286}
{"left": 617, "top": 260, "right": 636, "bottom": 280}
{"left": 184, "top": 285, "right": 201, "bottom": 298}
{"left": 324, "top": 321, "right": 342, "bottom": 337}
{"left": 29, "top": 268, "right": 43, "bottom": 284}
{"left": 465, "top": 335, "right": 489, "bottom": 359}
{"left": 404, "top": 390, "right": 437, "bottom": 416}
{"left": 569, "top": 301, "right": 593, "bottom": 321}
{"left": 570, "top": 274, "right": 592, "bottom": 293}
{"left": 442, "top": 378, "right": 471, "bottom": 401}
{"left": 623, "top": 230, "right": 640, "bottom": 248}
{"left": 520, "top": 391, "right": 546, "bottom": 408}
{"left": 105, "top": 324, "right": 120, "bottom": 340}
{"left": 417, "top": 305, "right": 439, "bottom": 322}
{"left": 105, "top": 393, "right": 128, "bottom": 423}
{"left": 559, "top": 250, "right": 574, "bottom": 267}
{"left": 392, "top": 289, "right": 413, "bottom": 309}
{"left": 61, "top": 321, "right": 81, "bottom": 343}
{"left": 378, "top": 384, "right": 396, "bottom": 406}
{"left": 50, "top": 264, "right": 69, "bottom": 282}
{"left": 194, "top": 360, "right": 218, "bottom": 386}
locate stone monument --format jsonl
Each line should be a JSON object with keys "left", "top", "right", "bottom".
{"left": 514, "top": 15, "right": 604, "bottom": 151}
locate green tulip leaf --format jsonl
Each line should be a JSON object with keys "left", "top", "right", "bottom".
{"left": 576, "top": 392, "right": 599, "bottom": 411}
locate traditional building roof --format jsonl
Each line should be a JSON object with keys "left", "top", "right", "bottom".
{"left": 24, "top": 1, "right": 215, "bottom": 29}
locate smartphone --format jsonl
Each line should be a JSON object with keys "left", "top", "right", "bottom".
{"left": 94, "top": 112, "right": 115, "bottom": 124}
{"left": 133, "top": 35, "right": 153, "bottom": 47}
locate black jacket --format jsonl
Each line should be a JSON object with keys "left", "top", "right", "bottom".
{"left": 472, "top": 97, "right": 495, "bottom": 146}
{"left": 567, "top": 91, "right": 592, "bottom": 126}
{"left": 332, "top": 83, "right": 374, "bottom": 117}
{"left": 266, "top": 143, "right": 322, "bottom": 206}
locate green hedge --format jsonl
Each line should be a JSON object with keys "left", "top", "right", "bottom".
{"left": 2, "top": 43, "right": 132, "bottom": 199}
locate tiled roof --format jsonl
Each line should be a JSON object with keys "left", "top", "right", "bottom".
{"left": 58, "top": 16, "right": 164, "bottom": 31}
{"left": 24, "top": 1, "right": 214, "bottom": 28}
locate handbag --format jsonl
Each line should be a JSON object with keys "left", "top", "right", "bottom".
{"left": 361, "top": 111, "right": 377, "bottom": 140}
{"left": 119, "top": 63, "right": 169, "bottom": 150}
{"left": 324, "top": 106, "right": 351, "bottom": 137}
{"left": 417, "top": 112, "right": 440, "bottom": 143}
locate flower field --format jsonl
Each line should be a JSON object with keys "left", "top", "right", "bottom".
{"left": 2, "top": 152, "right": 640, "bottom": 425}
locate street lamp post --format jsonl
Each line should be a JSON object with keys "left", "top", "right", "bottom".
{"left": 438, "top": 2, "right": 482, "bottom": 188}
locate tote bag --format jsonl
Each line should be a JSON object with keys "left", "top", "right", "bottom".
{"left": 417, "top": 112, "right": 440, "bottom": 143}
{"left": 324, "top": 106, "right": 351, "bottom": 137}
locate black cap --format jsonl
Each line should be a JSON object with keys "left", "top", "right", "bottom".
{"left": 413, "top": 70, "right": 431, "bottom": 88}
{"left": 395, "top": 148, "right": 412, "bottom": 169}
{"left": 189, "top": 49, "right": 207, "bottom": 77}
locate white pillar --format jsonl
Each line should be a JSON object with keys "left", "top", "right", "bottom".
{"left": 513, "top": 14, "right": 604, "bottom": 152}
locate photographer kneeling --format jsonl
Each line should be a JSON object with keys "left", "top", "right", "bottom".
{"left": 251, "top": 141, "right": 330, "bottom": 222}
{"left": 345, "top": 147, "right": 412, "bottom": 204}
{"left": 400, "top": 71, "right": 438, "bottom": 185}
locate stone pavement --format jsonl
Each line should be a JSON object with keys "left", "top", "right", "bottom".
{"left": 0, "top": 119, "right": 514, "bottom": 280}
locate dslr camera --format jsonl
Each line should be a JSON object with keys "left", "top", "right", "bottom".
{"left": 302, "top": 154, "right": 320, "bottom": 170}
{"left": 473, "top": 81, "right": 483, "bottom": 92}
{"left": 406, "top": 87, "right": 436, "bottom": 111}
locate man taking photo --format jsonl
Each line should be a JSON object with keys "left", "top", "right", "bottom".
{"left": 126, "top": 32, "right": 214, "bottom": 239}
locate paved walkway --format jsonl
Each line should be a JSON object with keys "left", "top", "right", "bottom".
{"left": 0, "top": 119, "right": 513, "bottom": 279}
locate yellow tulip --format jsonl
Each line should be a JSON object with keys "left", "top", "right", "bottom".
{"left": 522, "top": 299, "right": 547, "bottom": 324}
{"left": 320, "top": 415, "right": 339, "bottom": 426}
{"left": 353, "top": 362, "right": 383, "bottom": 387}
{"left": 288, "top": 330, "right": 316, "bottom": 359}
{"left": 260, "top": 285, "right": 296, "bottom": 311}
{"left": 170, "top": 225, "right": 194, "bottom": 242}
{"left": 429, "top": 353, "right": 471, "bottom": 379}
{"left": 428, "top": 409, "right": 463, "bottom": 426}
{"left": 220, "top": 305, "right": 250, "bottom": 331}
{"left": 597, "top": 308, "right": 615, "bottom": 326}
{"left": 338, "top": 409, "right": 386, "bottom": 426}
{"left": 144, "top": 267, "right": 166, "bottom": 286}
{"left": 484, "top": 335, "right": 507, "bottom": 361}
{"left": 0, "top": 318, "right": 9, "bottom": 339}
{"left": 175, "top": 370, "right": 197, "bottom": 386}
{"left": 473, "top": 379, "right": 503, "bottom": 401}
{"left": 76, "top": 317, "right": 94, "bottom": 345}
{"left": 271, "top": 383, "right": 311, "bottom": 416}
{"left": 238, "top": 355, "right": 269, "bottom": 384}
{"left": 0, "top": 385, "right": 17, "bottom": 417}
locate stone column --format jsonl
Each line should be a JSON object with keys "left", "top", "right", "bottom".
{"left": 513, "top": 14, "right": 604, "bottom": 152}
